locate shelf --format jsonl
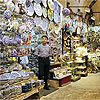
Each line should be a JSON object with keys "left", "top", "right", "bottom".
{"left": 76, "top": 71, "right": 87, "bottom": 75}
{"left": 67, "top": 67, "right": 78, "bottom": 70}
{"left": 50, "top": 62, "right": 63, "bottom": 66}
{"left": 0, "top": 46, "right": 19, "bottom": 48}
{"left": 10, "top": 85, "right": 44, "bottom": 100}
{"left": 53, "top": 74, "right": 71, "bottom": 80}
{"left": 77, "top": 67, "right": 86, "bottom": 69}
{"left": 74, "top": 60, "right": 85, "bottom": 63}
{"left": 71, "top": 75, "right": 81, "bottom": 82}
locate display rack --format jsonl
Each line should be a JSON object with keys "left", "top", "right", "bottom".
{"left": 74, "top": 60, "right": 88, "bottom": 76}
{"left": 11, "top": 85, "right": 44, "bottom": 100}
{"left": 67, "top": 60, "right": 81, "bottom": 82}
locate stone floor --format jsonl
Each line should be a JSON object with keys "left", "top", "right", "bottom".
{"left": 40, "top": 73, "right": 100, "bottom": 100}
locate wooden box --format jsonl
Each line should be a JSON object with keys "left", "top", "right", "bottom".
{"left": 49, "top": 75, "right": 71, "bottom": 88}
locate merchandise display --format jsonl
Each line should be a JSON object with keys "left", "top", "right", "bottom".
{"left": 0, "top": 0, "right": 100, "bottom": 99}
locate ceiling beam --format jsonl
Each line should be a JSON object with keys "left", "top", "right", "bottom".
{"left": 93, "top": 12, "right": 100, "bottom": 13}
{"left": 69, "top": 6, "right": 88, "bottom": 8}
{"left": 89, "top": 0, "right": 97, "bottom": 8}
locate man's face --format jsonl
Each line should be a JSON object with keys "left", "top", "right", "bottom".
{"left": 42, "top": 37, "right": 48, "bottom": 44}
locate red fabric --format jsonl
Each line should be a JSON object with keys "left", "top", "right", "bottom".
{"left": 59, "top": 75, "right": 71, "bottom": 86}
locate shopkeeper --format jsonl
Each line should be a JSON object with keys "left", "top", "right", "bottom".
{"left": 82, "top": 42, "right": 88, "bottom": 68}
{"left": 34, "top": 35, "right": 51, "bottom": 90}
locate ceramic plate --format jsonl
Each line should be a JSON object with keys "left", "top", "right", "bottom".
{"left": 43, "top": 7, "right": 47, "bottom": 18}
{"left": 25, "top": 2, "right": 34, "bottom": 16}
{"left": 34, "top": 3, "right": 42, "bottom": 16}
{"left": 48, "top": 9, "right": 54, "bottom": 21}
{"left": 49, "top": 22, "right": 55, "bottom": 32}
{"left": 54, "top": 10, "right": 59, "bottom": 24}
{"left": 48, "top": 0, "right": 54, "bottom": 10}
{"left": 2, "top": 36, "right": 9, "bottom": 45}
{"left": 34, "top": 0, "right": 41, "bottom": 4}
{"left": 41, "top": 18, "right": 48, "bottom": 31}
{"left": 34, "top": 15, "right": 41, "bottom": 26}
{"left": 54, "top": 1, "right": 59, "bottom": 11}
{"left": 41, "top": 0, "right": 47, "bottom": 7}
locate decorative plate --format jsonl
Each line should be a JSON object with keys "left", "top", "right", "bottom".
{"left": 49, "top": 22, "right": 55, "bottom": 32}
{"left": 54, "top": 1, "right": 59, "bottom": 11}
{"left": 48, "top": 9, "right": 54, "bottom": 21}
{"left": 11, "top": 72, "right": 21, "bottom": 78}
{"left": 2, "top": 36, "right": 9, "bottom": 45}
{"left": 34, "top": 0, "right": 41, "bottom": 3}
{"left": 3, "top": 10, "right": 11, "bottom": 19}
{"left": 48, "top": 0, "right": 54, "bottom": 10}
{"left": 41, "top": 0, "right": 47, "bottom": 7}
{"left": 34, "top": 15, "right": 41, "bottom": 27}
{"left": 42, "top": 7, "right": 47, "bottom": 18}
{"left": 54, "top": 10, "right": 59, "bottom": 24}
{"left": 41, "top": 18, "right": 48, "bottom": 31}
{"left": 34, "top": 3, "right": 42, "bottom": 16}
{"left": 25, "top": 2, "right": 34, "bottom": 16}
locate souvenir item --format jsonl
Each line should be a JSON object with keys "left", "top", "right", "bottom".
{"left": 48, "top": 9, "right": 54, "bottom": 21}
{"left": 34, "top": 0, "right": 41, "bottom": 4}
{"left": 49, "top": 22, "right": 54, "bottom": 32}
{"left": 0, "top": 21, "right": 7, "bottom": 31}
{"left": 18, "top": 70, "right": 29, "bottom": 78}
{"left": 3, "top": 10, "right": 11, "bottom": 19}
{"left": 13, "top": 0, "right": 20, "bottom": 13}
{"left": 12, "top": 40, "right": 17, "bottom": 46}
{"left": 15, "top": 37, "right": 21, "bottom": 44}
{"left": 54, "top": 10, "right": 59, "bottom": 24}
{"left": 11, "top": 71, "right": 21, "bottom": 78}
{"left": 26, "top": 20, "right": 34, "bottom": 31}
{"left": 34, "top": 16, "right": 41, "bottom": 27}
{"left": 25, "top": 0, "right": 34, "bottom": 16}
{"left": 34, "top": 30, "right": 39, "bottom": 35}
{"left": 9, "top": 20, "right": 19, "bottom": 32}
{"left": 19, "top": 24, "right": 26, "bottom": 34}
{"left": 48, "top": 0, "right": 54, "bottom": 10}
{"left": 19, "top": 0, "right": 26, "bottom": 4}
{"left": 34, "top": 3, "right": 42, "bottom": 16}
{"left": 41, "top": 18, "right": 48, "bottom": 31}
{"left": 12, "top": 49, "right": 18, "bottom": 57}
{"left": 41, "top": 0, "right": 47, "bottom": 7}
{"left": 4, "top": 0, "right": 15, "bottom": 12}
{"left": 8, "top": 49, "right": 11, "bottom": 57}
{"left": 77, "top": 27, "right": 81, "bottom": 34}
{"left": 0, "top": 0, "right": 6, "bottom": 12}
{"left": 2, "top": 36, "right": 9, "bottom": 45}
{"left": 54, "top": 1, "right": 59, "bottom": 12}
{"left": 42, "top": 7, "right": 47, "bottom": 18}
{"left": 63, "top": 8, "right": 70, "bottom": 16}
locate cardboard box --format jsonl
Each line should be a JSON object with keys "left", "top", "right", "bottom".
{"left": 48, "top": 80, "right": 59, "bottom": 88}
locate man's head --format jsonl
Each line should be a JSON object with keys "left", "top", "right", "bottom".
{"left": 42, "top": 35, "right": 48, "bottom": 45}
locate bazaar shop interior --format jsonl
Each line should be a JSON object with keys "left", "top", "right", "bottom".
{"left": 0, "top": 0, "right": 100, "bottom": 100}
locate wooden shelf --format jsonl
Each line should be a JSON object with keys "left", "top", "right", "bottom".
{"left": 11, "top": 85, "right": 44, "bottom": 100}
{"left": 71, "top": 75, "right": 81, "bottom": 82}
{"left": 77, "top": 66, "right": 86, "bottom": 69}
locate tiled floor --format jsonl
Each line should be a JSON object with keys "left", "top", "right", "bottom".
{"left": 40, "top": 73, "right": 100, "bottom": 100}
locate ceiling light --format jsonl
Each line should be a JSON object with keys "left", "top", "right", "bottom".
{"left": 91, "top": 16, "right": 95, "bottom": 20}
{"left": 85, "top": 8, "right": 90, "bottom": 13}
